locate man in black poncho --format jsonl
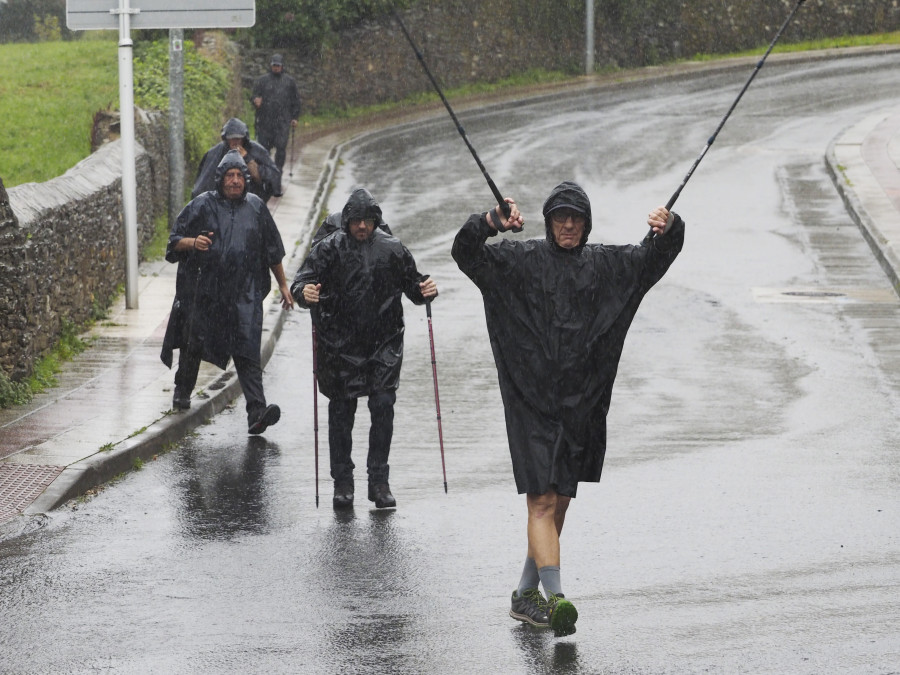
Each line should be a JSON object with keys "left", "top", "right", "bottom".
{"left": 161, "top": 150, "right": 294, "bottom": 434}
{"left": 452, "top": 181, "right": 685, "bottom": 636}
{"left": 250, "top": 53, "right": 301, "bottom": 197}
{"left": 291, "top": 188, "right": 438, "bottom": 509}
{"left": 192, "top": 118, "right": 281, "bottom": 203}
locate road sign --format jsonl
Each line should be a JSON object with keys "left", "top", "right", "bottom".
{"left": 66, "top": 0, "right": 255, "bottom": 31}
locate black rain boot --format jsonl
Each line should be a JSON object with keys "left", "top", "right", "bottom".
{"left": 333, "top": 481, "right": 354, "bottom": 509}
{"left": 368, "top": 482, "right": 396, "bottom": 509}
{"left": 172, "top": 386, "right": 192, "bottom": 410}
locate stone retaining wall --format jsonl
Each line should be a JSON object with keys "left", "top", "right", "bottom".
{"left": 0, "top": 110, "right": 168, "bottom": 380}
{"left": 243, "top": 0, "right": 900, "bottom": 115}
{"left": 3, "top": 0, "right": 898, "bottom": 381}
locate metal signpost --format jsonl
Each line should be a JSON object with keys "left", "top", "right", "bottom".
{"left": 168, "top": 29, "right": 184, "bottom": 230}
{"left": 65, "top": 0, "right": 254, "bottom": 308}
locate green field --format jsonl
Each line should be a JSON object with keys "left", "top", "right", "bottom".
{"left": 0, "top": 38, "right": 120, "bottom": 187}
{"left": 2, "top": 31, "right": 898, "bottom": 189}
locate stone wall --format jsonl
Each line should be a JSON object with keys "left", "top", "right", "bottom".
{"left": 3, "top": 0, "right": 898, "bottom": 381}
{"left": 0, "top": 110, "right": 168, "bottom": 380}
{"left": 243, "top": 0, "right": 900, "bottom": 115}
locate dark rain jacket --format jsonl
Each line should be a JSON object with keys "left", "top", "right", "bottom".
{"left": 161, "top": 150, "right": 287, "bottom": 370}
{"left": 452, "top": 181, "right": 685, "bottom": 497}
{"left": 191, "top": 118, "right": 281, "bottom": 202}
{"left": 291, "top": 189, "right": 430, "bottom": 400}
{"left": 250, "top": 71, "right": 301, "bottom": 132}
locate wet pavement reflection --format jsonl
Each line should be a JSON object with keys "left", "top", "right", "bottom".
{"left": 1, "top": 54, "right": 899, "bottom": 673}
{"left": 173, "top": 436, "right": 276, "bottom": 540}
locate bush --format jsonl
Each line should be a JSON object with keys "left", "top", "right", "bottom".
{"left": 249, "top": 0, "right": 415, "bottom": 51}
{"left": 133, "top": 39, "right": 233, "bottom": 168}
{"left": 0, "top": 371, "right": 32, "bottom": 408}
{"left": 0, "top": 0, "right": 73, "bottom": 43}
{"left": 0, "top": 320, "right": 88, "bottom": 409}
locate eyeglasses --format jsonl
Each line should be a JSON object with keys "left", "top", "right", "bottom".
{"left": 349, "top": 218, "right": 375, "bottom": 228}
{"left": 550, "top": 208, "right": 586, "bottom": 226}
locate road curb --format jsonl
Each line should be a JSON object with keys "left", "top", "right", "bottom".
{"left": 23, "top": 140, "right": 346, "bottom": 517}
{"left": 16, "top": 44, "right": 900, "bottom": 518}
{"left": 826, "top": 112, "right": 900, "bottom": 295}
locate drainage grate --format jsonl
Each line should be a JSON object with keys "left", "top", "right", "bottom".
{"left": 752, "top": 287, "right": 899, "bottom": 304}
{"left": 781, "top": 291, "right": 845, "bottom": 298}
{"left": 0, "top": 464, "right": 65, "bottom": 524}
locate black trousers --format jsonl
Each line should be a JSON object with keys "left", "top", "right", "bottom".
{"left": 328, "top": 391, "right": 395, "bottom": 486}
{"left": 256, "top": 124, "right": 290, "bottom": 177}
{"left": 174, "top": 347, "right": 267, "bottom": 421}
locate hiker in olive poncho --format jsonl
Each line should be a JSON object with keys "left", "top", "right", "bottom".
{"left": 452, "top": 181, "right": 685, "bottom": 635}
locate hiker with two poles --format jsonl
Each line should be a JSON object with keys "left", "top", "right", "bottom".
{"left": 292, "top": 188, "right": 438, "bottom": 510}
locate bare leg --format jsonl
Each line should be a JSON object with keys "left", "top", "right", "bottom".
{"left": 526, "top": 489, "right": 571, "bottom": 567}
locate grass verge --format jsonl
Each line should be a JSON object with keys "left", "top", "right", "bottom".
{"left": 0, "top": 38, "right": 119, "bottom": 186}
{"left": 0, "top": 320, "right": 91, "bottom": 409}
{"left": 690, "top": 30, "right": 900, "bottom": 61}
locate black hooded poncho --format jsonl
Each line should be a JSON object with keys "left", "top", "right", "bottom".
{"left": 291, "top": 188, "right": 430, "bottom": 400}
{"left": 191, "top": 118, "right": 281, "bottom": 202}
{"left": 161, "top": 150, "right": 286, "bottom": 370}
{"left": 452, "top": 182, "right": 685, "bottom": 496}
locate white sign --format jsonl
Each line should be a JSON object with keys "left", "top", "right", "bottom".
{"left": 66, "top": 0, "right": 255, "bottom": 31}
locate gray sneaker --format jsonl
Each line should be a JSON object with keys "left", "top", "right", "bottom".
{"left": 509, "top": 588, "right": 550, "bottom": 627}
{"left": 547, "top": 593, "right": 578, "bottom": 636}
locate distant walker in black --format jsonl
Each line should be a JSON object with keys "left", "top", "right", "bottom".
{"left": 250, "top": 53, "right": 301, "bottom": 197}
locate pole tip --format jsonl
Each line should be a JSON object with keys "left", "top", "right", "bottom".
{"left": 444, "top": 482, "right": 448, "bottom": 494}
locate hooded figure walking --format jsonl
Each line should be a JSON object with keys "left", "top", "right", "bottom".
{"left": 192, "top": 117, "right": 281, "bottom": 203}
{"left": 291, "top": 188, "right": 438, "bottom": 509}
{"left": 250, "top": 53, "right": 301, "bottom": 196}
{"left": 161, "top": 150, "right": 294, "bottom": 434}
{"left": 452, "top": 182, "right": 685, "bottom": 636}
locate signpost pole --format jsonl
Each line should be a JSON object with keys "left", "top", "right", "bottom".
{"left": 66, "top": 0, "right": 256, "bottom": 309}
{"left": 168, "top": 29, "right": 185, "bottom": 227}
{"left": 113, "top": 0, "right": 140, "bottom": 308}
{"left": 585, "top": 0, "right": 595, "bottom": 75}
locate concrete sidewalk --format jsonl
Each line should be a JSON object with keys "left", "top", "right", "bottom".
{"left": 0, "top": 127, "right": 343, "bottom": 528}
{"left": 1, "top": 72, "right": 898, "bottom": 533}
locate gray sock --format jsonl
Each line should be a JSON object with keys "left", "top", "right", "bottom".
{"left": 516, "top": 557, "right": 540, "bottom": 596}
{"left": 538, "top": 565, "right": 563, "bottom": 598}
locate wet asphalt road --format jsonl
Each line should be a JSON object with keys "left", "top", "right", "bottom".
{"left": 2, "top": 53, "right": 900, "bottom": 673}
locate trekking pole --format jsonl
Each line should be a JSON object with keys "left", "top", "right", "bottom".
{"left": 394, "top": 12, "right": 520, "bottom": 231}
{"left": 425, "top": 301, "right": 448, "bottom": 493}
{"left": 663, "top": 0, "right": 806, "bottom": 213}
{"left": 289, "top": 125, "right": 295, "bottom": 178}
{"left": 311, "top": 321, "right": 320, "bottom": 508}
